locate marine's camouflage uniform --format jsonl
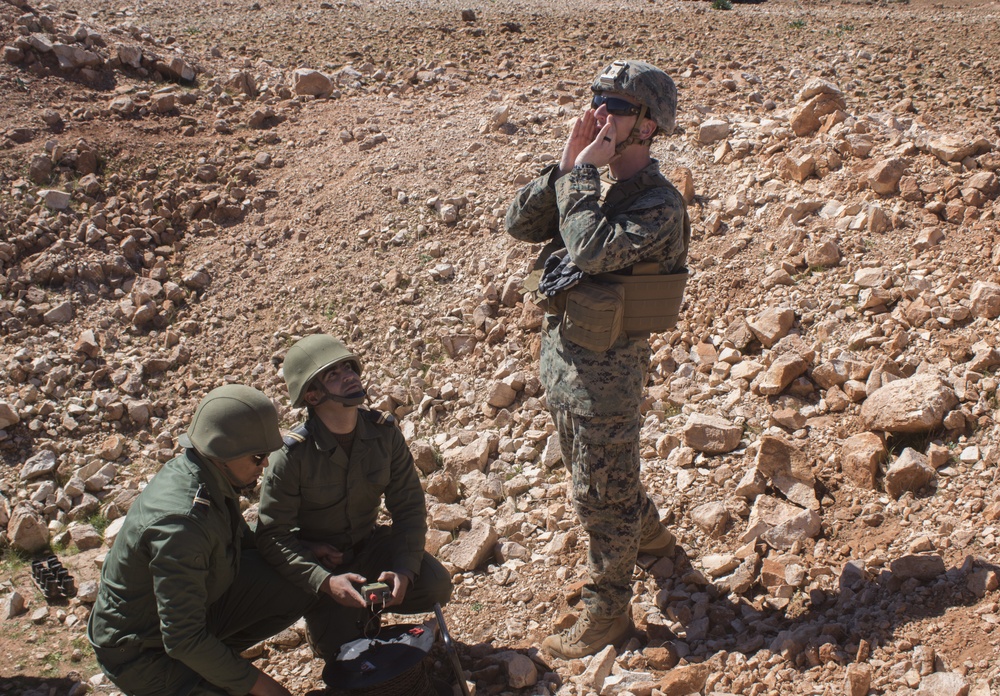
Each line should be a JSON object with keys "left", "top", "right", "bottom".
{"left": 505, "top": 160, "right": 688, "bottom": 619}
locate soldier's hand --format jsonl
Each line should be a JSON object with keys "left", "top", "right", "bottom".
{"left": 576, "top": 120, "right": 618, "bottom": 169}
{"left": 323, "top": 572, "right": 367, "bottom": 607}
{"left": 301, "top": 539, "right": 344, "bottom": 569}
{"left": 558, "top": 109, "right": 598, "bottom": 177}
{"left": 377, "top": 571, "right": 410, "bottom": 608}
{"left": 249, "top": 668, "right": 293, "bottom": 696}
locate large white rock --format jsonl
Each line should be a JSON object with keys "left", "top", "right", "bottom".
{"left": 969, "top": 281, "right": 1000, "bottom": 319}
{"left": 860, "top": 374, "right": 957, "bottom": 433}
{"left": 20, "top": 450, "right": 58, "bottom": 480}
{"left": 6, "top": 505, "right": 49, "bottom": 552}
{"left": 447, "top": 519, "right": 497, "bottom": 571}
{"left": 682, "top": 413, "right": 742, "bottom": 454}
{"left": 885, "top": 447, "right": 935, "bottom": 499}
{"left": 754, "top": 435, "right": 817, "bottom": 509}
{"left": 915, "top": 671, "right": 969, "bottom": 696}
{"left": 292, "top": 68, "right": 333, "bottom": 97}
{"left": 747, "top": 307, "right": 795, "bottom": 348}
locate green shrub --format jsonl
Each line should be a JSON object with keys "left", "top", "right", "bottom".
{"left": 712, "top": 0, "right": 733, "bottom": 9}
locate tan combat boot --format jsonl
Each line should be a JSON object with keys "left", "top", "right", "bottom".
{"left": 638, "top": 522, "right": 676, "bottom": 558}
{"left": 542, "top": 610, "right": 632, "bottom": 660}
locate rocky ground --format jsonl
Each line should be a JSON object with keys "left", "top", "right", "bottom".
{"left": 1, "top": 0, "right": 1000, "bottom": 693}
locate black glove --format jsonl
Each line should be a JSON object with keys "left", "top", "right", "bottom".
{"left": 538, "top": 250, "right": 586, "bottom": 297}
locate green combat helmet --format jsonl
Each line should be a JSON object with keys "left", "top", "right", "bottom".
{"left": 283, "top": 334, "right": 365, "bottom": 408}
{"left": 592, "top": 59, "right": 677, "bottom": 149}
{"left": 178, "top": 384, "right": 282, "bottom": 460}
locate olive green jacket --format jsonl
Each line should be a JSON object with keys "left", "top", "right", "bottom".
{"left": 256, "top": 410, "right": 427, "bottom": 594}
{"left": 86, "top": 452, "right": 258, "bottom": 695}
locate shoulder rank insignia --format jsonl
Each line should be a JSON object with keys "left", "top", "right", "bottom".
{"left": 360, "top": 408, "right": 397, "bottom": 427}
{"left": 282, "top": 423, "right": 309, "bottom": 449}
{"left": 191, "top": 484, "right": 212, "bottom": 515}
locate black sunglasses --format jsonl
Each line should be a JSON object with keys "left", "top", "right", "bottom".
{"left": 591, "top": 93, "right": 642, "bottom": 116}
{"left": 250, "top": 452, "right": 269, "bottom": 466}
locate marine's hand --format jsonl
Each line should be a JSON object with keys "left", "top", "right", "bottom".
{"left": 248, "top": 669, "right": 293, "bottom": 696}
{"left": 322, "top": 572, "right": 367, "bottom": 607}
{"left": 378, "top": 571, "right": 410, "bottom": 608}
{"left": 575, "top": 120, "right": 618, "bottom": 169}
{"left": 558, "top": 109, "right": 598, "bottom": 177}
{"left": 301, "top": 539, "right": 344, "bottom": 569}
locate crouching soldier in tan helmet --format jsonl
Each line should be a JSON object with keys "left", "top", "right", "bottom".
{"left": 256, "top": 334, "right": 453, "bottom": 660}
{"left": 88, "top": 385, "right": 316, "bottom": 696}
{"left": 505, "top": 60, "right": 691, "bottom": 660}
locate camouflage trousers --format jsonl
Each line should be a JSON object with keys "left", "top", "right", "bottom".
{"left": 551, "top": 408, "right": 664, "bottom": 619}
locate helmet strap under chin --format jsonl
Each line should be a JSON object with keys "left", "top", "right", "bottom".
{"left": 614, "top": 104, "right": 652, "bottom": 155}
{"left": 311, "top": 382, "right": 367, "bottom": 408}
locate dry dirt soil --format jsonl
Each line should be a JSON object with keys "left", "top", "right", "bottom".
{"left": 1, "top": 0, "right": 1000, "bottom": 693}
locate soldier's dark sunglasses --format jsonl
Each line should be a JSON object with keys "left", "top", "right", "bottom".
{"left": 250, "top": 453, "right": 269, "bottom": 466}
{"left": 591, "top": 94, "right": 642, "bottom": 116}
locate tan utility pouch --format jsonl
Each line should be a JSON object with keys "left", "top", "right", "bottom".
{"left": 561, "top": 280, "right": 625, "bottom": 352}
{"left": 598, "top": 267, "right": 689, "bottom": 335}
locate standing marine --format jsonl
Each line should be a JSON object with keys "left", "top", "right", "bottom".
{"left": 88, "top": 385, "right": 315, "bottom": 696}
{"left": 505, "top": 59, "right": 691, "bottom": 659}
{"left": 256, "top": 334, "right": 453, "bottom": 660}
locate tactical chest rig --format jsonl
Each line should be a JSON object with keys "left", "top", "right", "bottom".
{"left": 525, "top": 167, "right": 691, "bottom": 351}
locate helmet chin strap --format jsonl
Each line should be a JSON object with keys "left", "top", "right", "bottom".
{"left": 311, "top": 382, "right": 367, "bottom": 408}
{"left": 614, "top": 104, "right": 653, "bottom": 155}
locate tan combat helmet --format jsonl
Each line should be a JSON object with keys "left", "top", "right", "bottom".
{"left": 283, "top": 334, "right": 364, "bottom": 408}
{"left": 178, "top": 384, "right": 282, "bottom": 460}
{"left": 592, "top": 60, "right": 678, "bottom": 150}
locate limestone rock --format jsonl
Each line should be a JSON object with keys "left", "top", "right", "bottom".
{"left": 293, "top": 68, "right": 333, "bottom": 97}
{"left": 747, "top": 307, "right": 795, "bottom": 348}
{"left": 754, "top": 435, "right": 817, "bottom": 509}
{"left": 860, "top": 374, "right": 957, "bottom": 433}
{"left": 568, "top": 643, "right": 614, "bottom": 690}
{"left": 890, "top": 554, "right": 946, "bottom": 581}
{"left": 0, "top": 402, "right": 20, "bottom": 429}
{"left": 915, "top": 672, "right": 969, "bottom": 696}
{"left": 38, "top": 189, "right": 71, "bottom": 209}
{"left": 885, "top": 447, "right": 935, "bottom": 499}
{"left": 969, "top": 281, "right": 1000, "bottom": 319}
{"left": 442, "top": 435, "right": 493, "bottom": 473}
{"left": 20, "top": 450, "right": 58, "bottom": 480}
{"left": 844, "top": 663, "right": 872, "bottom": 696}
{"left": 698, "top": 119, "right": 730, "bottom": 144}
{"left": 447, "top": 519, "right": 497, "bottom": 571}
{"left": 867, "top": 158, "right": 907, "bottom": 195}
{"left": 3, "top": 591, "right": 26, "bottom": 620}
{"left": 7, "top": 504, "right": 49, "bottom": 552}
{"left": 918, "top": 133, "right": 992, "bottom": 163}
{"left": 756, "top": 353, "right": 809, "bottom": 396}
{"left": 840, "top": 432, "right": 884, "bottom": 489}
{"left": 690, "top": 501, "right": 729, "bottom": 537}
{"left": 657, "top": 663, "right": 711, "bottom": 696}
{"left": 682, "top": 413, "right": 742, "bottom": 454}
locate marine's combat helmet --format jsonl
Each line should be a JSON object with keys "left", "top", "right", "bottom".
{"left": 178, "top": 384, "right": 282, "bottom": 460}
{"left": 591, "top": 59, "right": 677, "bottom": 136}
{"left": 283, "top": 334, "right": 364, "bottom": 408}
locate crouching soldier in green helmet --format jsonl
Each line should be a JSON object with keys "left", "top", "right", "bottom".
{"left": 505, "top": 60, "right": 691, "bottom": 660}
{"left": 256, "top": 334, "right": 453, "bottom": 660}
{"left": 87, "top": 385, "right": 316, "bottom": 696}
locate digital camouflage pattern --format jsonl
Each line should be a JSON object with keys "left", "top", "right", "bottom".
{"left": 592, "top": 60, "right": 678, "bottom": 135}
{"left": 552, "top": 410, "right": 672, "bottom": 618}
{"left": 506, "top": 161, "right": 688, "bottom": 417}
{"left": 505, "top": 158, "right": 688, "bottom": 620}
